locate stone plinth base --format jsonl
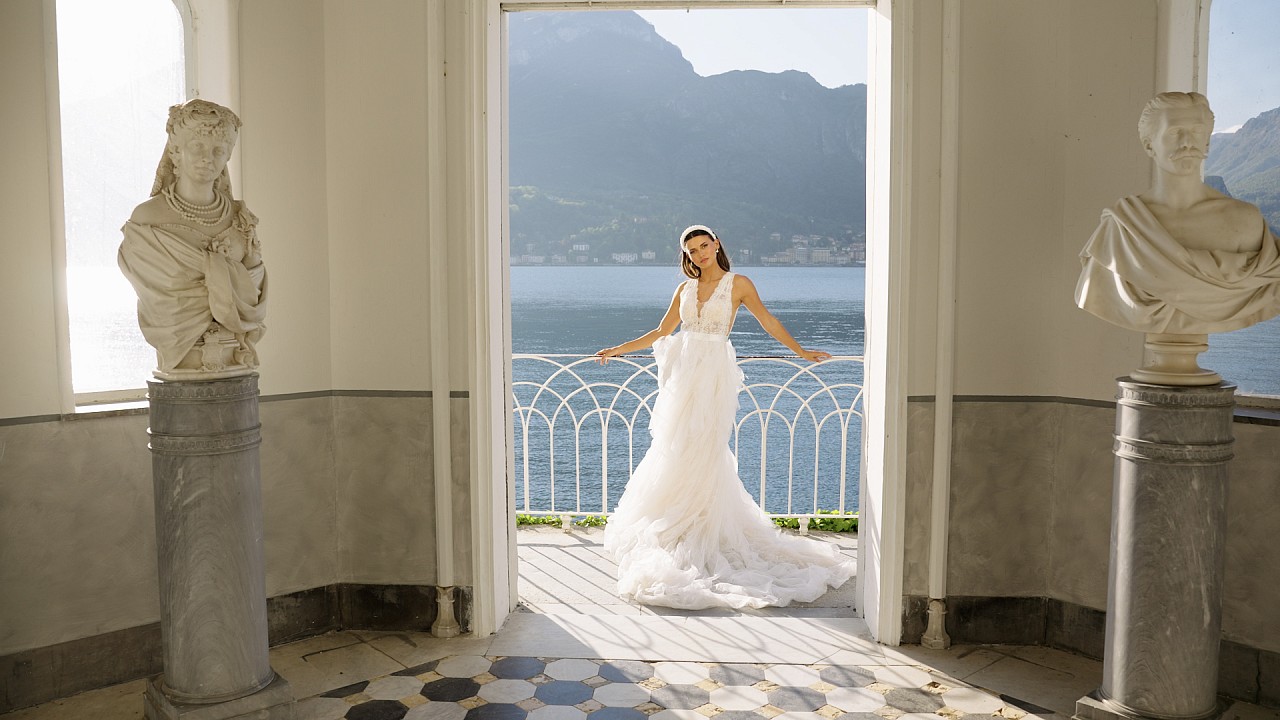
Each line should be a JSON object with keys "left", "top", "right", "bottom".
{"left": 1074, "top": 691, "right": 1226, "bottom": 720}
{"left": 1077, "top": 379, "right": 1234, "bottom": 720}
{"left": 144, "top": 672, "right": 294, "bottom": 720}
{"left": 148, "top": 376, "right": 273, "bottom": 700}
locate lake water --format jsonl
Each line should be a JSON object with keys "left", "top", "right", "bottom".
{"left": 511, "top": 265, "right": 866, "bottom": 357}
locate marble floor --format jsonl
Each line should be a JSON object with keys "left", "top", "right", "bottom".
{"left": 4, "top": 528, "right": 1276, "bottom": 720}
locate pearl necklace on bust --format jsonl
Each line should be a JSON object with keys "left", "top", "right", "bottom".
{"left": 163, "top": 183, "right": 230, "bottom": 227}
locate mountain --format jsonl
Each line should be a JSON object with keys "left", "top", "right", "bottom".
{"left": 508, "top": 11, "right": 866, "bottom": 262}
{"left": 1207, "top": 106, "right": 1280, "bottom": 234}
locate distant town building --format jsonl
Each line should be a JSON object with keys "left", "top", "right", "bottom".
{"left": 849, "top": 241, "right": 867, "bottom": 264}
{"left": 611, "top": 252, "right": 639, "bottom": 264}
{"left": 641, "top": 250, "right": 657, "bottom": 261}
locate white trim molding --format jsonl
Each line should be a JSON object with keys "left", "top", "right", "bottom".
{"left": 426, "top": 0, "right": 457, "bottom": 616}
{"left": 471, "top": 0, "right": 515, "bottom": 638}
{"left": 1155, "top": 0, "right": 1210, "bottom": 94}
{"left": 859, "top": 0, "right": 909, "bottom": 645}
{"left": 471, "top": 0, "right": 896, "bottom": 641}
{"left": 922, "top": 0, "right": 960, "bottom": 651}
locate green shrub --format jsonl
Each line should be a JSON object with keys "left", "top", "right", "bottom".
{"left": 516, "top": 514, "right": 563, "bottom": 527}
{"left": 517, "top": 510, "right": 857, "bottom": 533}
{"left": 773, "top": 510, "right": 858, "bottom": 533}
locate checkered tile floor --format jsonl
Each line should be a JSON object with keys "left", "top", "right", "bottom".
{"left": 295, "top": 655, "right": 1048, "bottom": 720}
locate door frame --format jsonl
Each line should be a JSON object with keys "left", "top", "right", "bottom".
{"left": 466, "top": 0, "right": 911, "bottom": 644}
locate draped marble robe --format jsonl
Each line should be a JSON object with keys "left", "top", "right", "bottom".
{"left": 118, "top": 202, "right": 267, "bottom": 374}
{"left": 1076, "top": 196, "right": 1280, "bottom": 334}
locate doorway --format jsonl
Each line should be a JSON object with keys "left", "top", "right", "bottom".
{"left": 467, "top": 0, "right": 909, "bottom": 644}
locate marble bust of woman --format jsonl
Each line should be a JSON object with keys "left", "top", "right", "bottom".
{"left": 118, "top": 99, "right": 267, "bottom": 379}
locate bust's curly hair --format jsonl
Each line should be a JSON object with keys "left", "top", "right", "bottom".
{"left": 150, "top": 99, "right": 242, "bottom": 197}
{"left": 1137, "top": 92, "right": 1213, "bottom": 151}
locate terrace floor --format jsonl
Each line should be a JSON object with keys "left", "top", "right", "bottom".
{"left": 5, "top": 527, "right": 1275, "bottom": 720}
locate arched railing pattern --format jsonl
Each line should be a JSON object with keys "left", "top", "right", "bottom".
{"left": 512, "top": 354, "right": 863, "bottom": 525}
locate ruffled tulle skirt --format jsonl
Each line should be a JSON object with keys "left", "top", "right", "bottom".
{"left": 602, "top": 331, "right": 855, "bottom": 609}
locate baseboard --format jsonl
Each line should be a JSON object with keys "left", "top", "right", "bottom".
{"left": 0, "top": 583, "right": 470, "bottom": 714}
{"left": 902, "top": 594, "right": 1280, "bottom": 708}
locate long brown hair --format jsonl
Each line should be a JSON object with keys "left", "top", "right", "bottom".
{"left": 680, "top": 227, "right": 732, "bottom": 279}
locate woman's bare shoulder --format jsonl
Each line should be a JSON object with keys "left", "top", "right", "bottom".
{"left": 128, "top": 196, "right": 172, "bottom": 226}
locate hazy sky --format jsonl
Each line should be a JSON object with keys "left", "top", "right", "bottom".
{"left": 1206, "top": 0, "right": 1280, "bottom": 131}
{"left": 639, "top": 3, "right": 1278, "bottom": 132}
{"left": 636, "top": 9, "right": 868, "bottom": 90}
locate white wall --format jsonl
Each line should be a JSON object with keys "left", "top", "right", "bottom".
{"left": 323, "top": 0, "right": 435, "bottom": 392}
{"left": 1050, "top": 2, "right": 1157, "bottom": 400}
{"left": 0, "top": 0, "right": 63, "bottom": 419}
{"left": 894, "top": 0, "right": 1159, "bottom": 634}
{"left": 240, "top": 0, "right": 333, "bottom": 396}
{"left": 936, "top": 0, "right": 1152, "bottom": 402}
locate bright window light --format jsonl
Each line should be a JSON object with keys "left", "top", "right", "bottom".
{"left": 56, "top": 0, "right": 185, "bottom": 397}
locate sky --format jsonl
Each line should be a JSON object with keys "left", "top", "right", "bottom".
{"left": 636, "top": 9, "right": 868, "bottom": 90}
{"left": 1206, "top": 0, "right": 1280, "bottom": 131}
{"left": 638, "top": 3, "right": 1278, "bottom": 133}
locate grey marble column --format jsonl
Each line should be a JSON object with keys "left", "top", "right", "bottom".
{"left": 143, "top": 375, "right": 294, "bottom": 720}
{"left": 1075, "top": 379, "right": 1233, "bottom": 720}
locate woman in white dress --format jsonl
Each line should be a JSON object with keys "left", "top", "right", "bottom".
{"left": 595, "top": 225, "right": 855, "bottom": 610}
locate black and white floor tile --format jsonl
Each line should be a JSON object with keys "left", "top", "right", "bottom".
{"left": 294, "top": 655, "right": 1044, "bottom": 720}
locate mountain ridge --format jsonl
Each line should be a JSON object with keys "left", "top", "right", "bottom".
{"left": 508, "top": 11, "right": 866, "bottom": 263}
{"left": 1207, "top": 105, "right": 1280, "bottom": 233}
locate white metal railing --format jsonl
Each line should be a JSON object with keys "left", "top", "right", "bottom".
{"left": 512, "top": 353, "right": 863, "bottom": 531}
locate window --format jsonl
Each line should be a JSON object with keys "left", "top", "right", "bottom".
{"left": 1201, "top": 0, "right": 1280, "bottom": 399}
{"left": 55, "top": 0, "right": 187, "bottom": 403}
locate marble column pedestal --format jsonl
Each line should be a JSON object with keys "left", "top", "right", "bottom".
{"left": 144, "top": 375, "right": 294, "bottom": 720}
{"left": 1074, "top": 379, "right": 1234, "bottom": 720}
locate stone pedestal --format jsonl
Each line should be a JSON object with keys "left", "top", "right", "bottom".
{"left": 1074, "top": 380, "right": 1234, "bottom": 720}
{"left": 144, "top": 375, "right": 294, "bottom": 720}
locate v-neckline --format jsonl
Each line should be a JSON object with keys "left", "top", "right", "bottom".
{"left": 695, "top": 273, "right": 730, "bottom": 318}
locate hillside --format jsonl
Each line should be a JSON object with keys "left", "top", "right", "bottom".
{"left": 1207, "top": 105, "right": 1280, "bottom": 233}
{"left": 508, "top": 11, "right": 867, "bottom": 263}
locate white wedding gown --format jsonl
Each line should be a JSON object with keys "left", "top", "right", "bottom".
{"left": 603, "top": 272, "right": 855, "bottom": 609}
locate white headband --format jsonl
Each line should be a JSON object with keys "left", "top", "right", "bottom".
{"left": 680, "top": 224, "right": 718, "bottom": 251}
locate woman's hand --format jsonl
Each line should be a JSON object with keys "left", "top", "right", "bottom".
{"left": 596, "top": 347, "right": 622, "bottom": 365}
{"left": 800, "top": 349, "right": 832, "bottom": 364}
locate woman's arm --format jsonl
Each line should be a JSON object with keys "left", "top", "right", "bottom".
{"left": 596, "top": 285, "right": 683, "bottom": 364}
{"left": 735, "top": 275, "right": 832, "bottom": 363}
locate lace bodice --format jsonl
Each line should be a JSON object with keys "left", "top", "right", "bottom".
{"left": 679, "top": 272, "right": 736, "bottom": 336}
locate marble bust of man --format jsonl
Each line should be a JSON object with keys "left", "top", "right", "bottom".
{"left": 1075, "top": 91, "right": 1280, "bottom": 384}
{"left": 118, "top": 99, "right": 267, "bottom": 379}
